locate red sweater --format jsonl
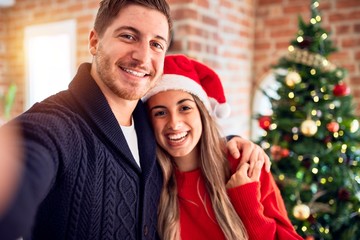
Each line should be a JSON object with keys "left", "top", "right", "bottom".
{"left": 175, "top": 156, "right": 303, "bottom": 240}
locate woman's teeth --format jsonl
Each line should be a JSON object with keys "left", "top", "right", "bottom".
{"left": 168, "top": 132, "right": 188, "bottom": 141}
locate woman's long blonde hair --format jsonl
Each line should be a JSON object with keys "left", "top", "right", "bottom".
{"left": 155, "top": 95, "right": 248, "bottom": 240}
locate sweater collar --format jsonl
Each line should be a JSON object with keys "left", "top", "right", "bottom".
{"left": 68, "top": 63, "right": 156, "bottom": 173}
{"left": 175, "top": 168, "right": 201, "bottom": 188}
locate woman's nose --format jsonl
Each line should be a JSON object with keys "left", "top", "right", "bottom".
{"left": 167, "top": 114, "right": 182, "bottom": 130}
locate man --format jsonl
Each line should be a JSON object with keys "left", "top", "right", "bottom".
{"left": 0, "top": 0, "right": 269, "bottom": 239}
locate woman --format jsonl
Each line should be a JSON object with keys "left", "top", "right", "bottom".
{"left": 142, "top": 54, "right": 303, "bottom": 240}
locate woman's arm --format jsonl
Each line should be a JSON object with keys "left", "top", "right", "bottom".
{"left": 226, "top": 159, "right": 303, "bottom": 240}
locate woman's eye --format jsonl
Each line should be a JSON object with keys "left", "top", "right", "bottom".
{"left": 154, "top": 110, "right": 166, "bottom": 117}
{"left": 180, "top": 106, "right": 191, "bottom": 111}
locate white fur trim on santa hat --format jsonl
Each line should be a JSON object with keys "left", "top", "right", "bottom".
{"left": 211, "top": 99, "right": 231, "bottom": 119}
{"left": 143, "top": 74, "right": 212, "bottom": 111}
{"left": 143, "top": 74, "right": 231, "bottom": 119}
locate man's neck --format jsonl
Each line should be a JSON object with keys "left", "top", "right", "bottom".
{"left": 108, "top": 97, "right": 138, "bottom": 126}
{"left": 90, "top": 66, "right": 138, "bottom": 126}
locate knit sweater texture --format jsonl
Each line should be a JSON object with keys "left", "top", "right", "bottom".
{"left": 0, "top": 63, "right": 162, "bottom": 240}
{"left": 176, "top": 156, "right": 304, "bottom": 240}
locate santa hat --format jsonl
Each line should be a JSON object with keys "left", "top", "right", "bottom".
{"left": 142, "top": 54, "right": 231, "bottom": 119}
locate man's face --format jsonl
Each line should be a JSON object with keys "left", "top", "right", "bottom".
{"left": 89, "top": 4, "right": 169, "bottom": 100}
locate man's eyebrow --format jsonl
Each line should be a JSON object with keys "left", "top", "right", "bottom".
{"left": 113, "top": 26, "right": 139, "bottom": 35}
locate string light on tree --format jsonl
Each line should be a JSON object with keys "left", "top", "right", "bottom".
{"left": 350, "top": 119, "right": 359, "bottom": 133}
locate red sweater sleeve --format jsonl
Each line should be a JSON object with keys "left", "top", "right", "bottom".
{"left": 227, "top": 158, "right": 303, "bottom": 240}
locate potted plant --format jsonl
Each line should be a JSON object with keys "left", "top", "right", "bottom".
{"left": 0, "top": 82, "right": 17, "bottom": 124}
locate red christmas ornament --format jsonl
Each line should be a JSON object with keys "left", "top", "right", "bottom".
{"left": 326, "top": 121, "right": 339, "bottom": 132}
{"left": 258, "top": 116, "right": 271, "bottom": 130}
{"left": 338, "top": 187, "right": 351, "bottom": 201}
{"left": 324, "top": 135, "right": 332, "bottom": 144}
{"left": 305, "top": 236, "right": 315, "bottom": 240}
{"left": 270, "top": 145, "right": 282, "bottom": 161}
{"left": 281, "top": 148, "right": 290, "bottom": 158}
{"left": 298, "top": 36, "right": 312, "bottom": 49}
{"left": 283, "top": 134, "right": 292, "bottom": 143}
{"left": 333, "top": 82, "right": 350, "bottom": 97}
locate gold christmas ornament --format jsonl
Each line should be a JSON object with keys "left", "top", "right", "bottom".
{"left": 293, "top": 203, "right": 311, "bottom": 220}
{"left": 301, "top": 119, "right": 318, "bottom": 136}
{"left": 285, "top": 71, "right": 302, "bottom": 87}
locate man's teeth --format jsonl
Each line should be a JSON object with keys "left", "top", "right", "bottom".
{"left": 122, "top": 67, "right": 147, "bottom": 77}
{"left": 168, "top": 132, "right": 188, "bottom": 141}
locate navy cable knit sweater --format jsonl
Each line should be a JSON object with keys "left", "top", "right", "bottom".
{"left": 0, "top": 63, "right": 162, "bottom": 240}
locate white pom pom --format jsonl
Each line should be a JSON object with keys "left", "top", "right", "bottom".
{"left": 214, "top": 103, "right": 231, "bottom": 118}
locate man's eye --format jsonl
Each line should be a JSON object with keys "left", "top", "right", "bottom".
{"left": 151, "top": 41, "right": 164, "bottom": 50}
{"left": 120, "top": 34, "right": 135, "bottom": 40}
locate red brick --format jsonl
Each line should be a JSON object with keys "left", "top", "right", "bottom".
{"left": 355, "top": 24, "right": 360, "bottom": 33}
{"left": 336, "top": 24, "right": 351, "bottom": 34}
{"left": 197, "top": 0, "right": 210, "bottom": 8}
{"left": 202, "top": 15, "right": 218, "bottom": 27}
{"left": 258, "top": 0, "right": 282, "bottom": 5}
{"left": 350, "top": 76, "right": 360, "bottom": 85}
{"left": 341, "top": 38, "right": 360, "bottom": 48}
{"left": 283, "top": 5, "right": 309, "bottom": 15}
{"left": 264, "top": 17, "right": 291, "bottom": 27}
{"left": 187, "top": 41, "right": 202, "bottom": 51}
{"left": 171, "top": 8, "right": 198, "bottom": 20}
{"left": 336, "top": 0, "right": 360, "bottom": 9}
{"left": 355, "top": 51, "right": 360, "bottom": 61}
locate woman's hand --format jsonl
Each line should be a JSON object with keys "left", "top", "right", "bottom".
{"left": 226, "top": 136, "right": 271, "bottom": 176}
{"left": 226, "top": 158, "right": 264, "bottom": 189}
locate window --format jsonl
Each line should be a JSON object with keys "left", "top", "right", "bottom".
{"left": 24, "top": 19, "right": 76, "bottom": 109}
{"left": 251, "top": 71, "right": 280, "bottom": 141}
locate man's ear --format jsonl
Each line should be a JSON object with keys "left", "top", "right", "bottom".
{"left": 89, "top": 29, "right": 98, "bottom": 55}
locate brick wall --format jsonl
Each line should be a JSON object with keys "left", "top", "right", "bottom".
{"left": 254, "top": 0, "right": 360, "bottom": 116}
{"left": 0, "top": 9, "right": 9, "bottom": 116}
{"left": 0, "top": 0, "right": 359, "bottom": 138}
{"left": 168, "top": 0, "right": 256, "bottom": 136}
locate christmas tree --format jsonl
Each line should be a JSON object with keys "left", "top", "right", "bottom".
{"left": 255, "top": 1, "right": 360, "bottom": 239}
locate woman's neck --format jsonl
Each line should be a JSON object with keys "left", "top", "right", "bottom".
{"left": 173, "top": 147, "right": 200, "bottom": 172}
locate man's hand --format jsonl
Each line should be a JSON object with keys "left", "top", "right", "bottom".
{"left": 226, "top": 158, "right": 264, "bottom": 189}
{"left": 0, "top": 122, "right": 23, "bottom": 217}
{"left": 226, "top": 136, "right": 271, "bottom": 176}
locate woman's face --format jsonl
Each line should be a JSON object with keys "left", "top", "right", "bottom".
{"left": 147, "top": 90, "right": 202, "bottom": 169}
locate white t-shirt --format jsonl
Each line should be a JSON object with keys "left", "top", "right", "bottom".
{"left": 120, "top": 122, "right": 140, "bottom": 167}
